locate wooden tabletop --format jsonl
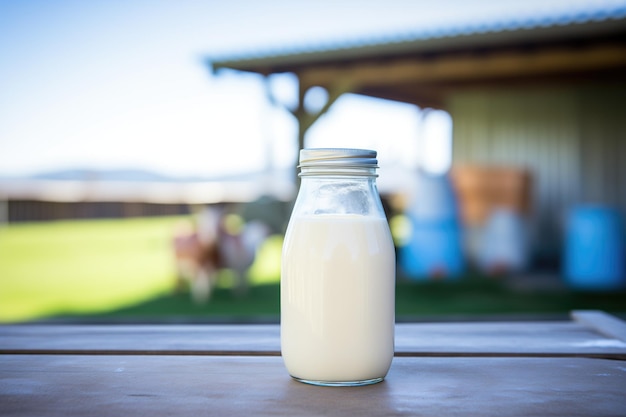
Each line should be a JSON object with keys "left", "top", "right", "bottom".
{"left": 2, "top": 310, "right": 626, "bottom": 416}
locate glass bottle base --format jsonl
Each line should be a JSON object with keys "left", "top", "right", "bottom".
{"left": 291, "top": 376, "right": 384, "bottom": 387}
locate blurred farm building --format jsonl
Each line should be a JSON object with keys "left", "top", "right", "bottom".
{"left": 206, "top": 10, "right": 626, "bottom": 266}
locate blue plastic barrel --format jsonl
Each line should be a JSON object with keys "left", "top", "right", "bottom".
{"left": 564, "top": 206, "right": 625, "bottom": 290}
{"left": 399, "top": 172, "right": 464, "bottom": 280}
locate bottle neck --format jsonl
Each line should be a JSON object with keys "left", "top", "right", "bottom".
{"left": 294, "top": 175, "right": 384, "bottom": 218}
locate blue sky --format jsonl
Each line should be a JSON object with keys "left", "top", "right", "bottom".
{"left": 0, "top": 0, "right": 621, "bottom": 178}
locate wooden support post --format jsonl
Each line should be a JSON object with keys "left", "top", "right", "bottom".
{"left": 294, "top": 79, "right": 355, "bottom": 182}
{"left": 264, "top": 76, "right": 355, "bottom": 184}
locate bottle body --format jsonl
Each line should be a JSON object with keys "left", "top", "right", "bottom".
{"left": 280, "top": 149, "right": 395, "bottom": 386}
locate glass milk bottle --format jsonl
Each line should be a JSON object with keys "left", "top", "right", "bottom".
{"left": 281, "top": 148, "right": 395, "bottom": 386}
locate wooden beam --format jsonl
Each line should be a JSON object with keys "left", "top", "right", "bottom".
{"left": 357, "top": 86, "right": 446, "bottom": 110}
{"left": 297, "top": 43, "right": 626, "bottom": 90}
{"left": 286, "top": 79, "right": 355, "bottom": 182}
{"left": 299, "top": 80, "right": 354, "bottom": 131}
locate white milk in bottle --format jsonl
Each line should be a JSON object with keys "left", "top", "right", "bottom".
{"left": 281, "top": 148, "right": 395, "bottom": 386}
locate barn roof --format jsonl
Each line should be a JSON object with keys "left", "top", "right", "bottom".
{"left": 205, "top": 6, "right": 626, "bottom": 109}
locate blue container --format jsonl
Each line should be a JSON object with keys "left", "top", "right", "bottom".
{"left": 399, "top": 172, "right": 465, "bottom": 280}
{"left": 400, "top": 218, "right": 464, "bottom": 279}
{"left": 564, "top": 206, "right": 625, "bottom": 290}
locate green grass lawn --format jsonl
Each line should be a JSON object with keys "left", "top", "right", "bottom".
{"left": 0, "top": 217, "right": 181, "bottom": 322}
{"left": 1, "top": 216, "right": 625, "bottom": 323}
{"left": 0, "top": 215, "right": 282, "bottom": 323}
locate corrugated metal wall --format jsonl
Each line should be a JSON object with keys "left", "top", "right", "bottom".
{"left": 448, "top": 84, "right": 626, "bottom": 256}
{"left": 579, "top": 87, "right": 626, "bottom": 210}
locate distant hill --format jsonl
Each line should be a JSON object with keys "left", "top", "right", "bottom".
{"left": 0, "top": 167, "right": 297, "bottom": 205}
{"left": 30, "top": 168, "right": 181, "bottom": 182}
{"left": 18, "top": 167, "right": 294, "bottom": 183}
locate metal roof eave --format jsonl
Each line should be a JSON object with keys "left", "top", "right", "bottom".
{"left": 206, "top": 16, "right": 626, "bottom": 76}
